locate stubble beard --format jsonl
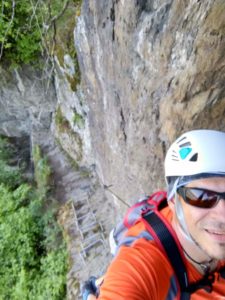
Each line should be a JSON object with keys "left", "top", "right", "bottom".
{"left": 191, "top": 231, "right": 225, "bottom": 260}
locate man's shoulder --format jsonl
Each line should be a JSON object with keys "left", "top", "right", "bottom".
{"left": 125, "top": 205, "right": 173, "bottom": 238}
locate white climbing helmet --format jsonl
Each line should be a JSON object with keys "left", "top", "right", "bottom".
{"left": 165, "top": 129, "right": 225, "bottom": 179}
{"left": 165, "top": 129, "right": 225, "bottom": 246}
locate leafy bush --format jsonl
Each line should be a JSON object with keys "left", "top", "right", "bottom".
{"left": 0, "top": 138, "right": 68, "bottom": 300}
{"left": 0, "top": 184, "right": 68, "bottom": 299}
{"left": 0, "top": 136, "right": 16, "bottom": 162}
{"left": 0, "top": 0, "right": 82, "bottom": 66}
{"left": 33, "top": 145, "right": 51, "bottom": 196}
{"left": 0, "top": 0, "right": 43, "bottom": 65}
{"left": 0, "top": 136, "right": 22, "bottom": 188}
{"left": 0, "top": 160, "right": 22, "bottom": 188}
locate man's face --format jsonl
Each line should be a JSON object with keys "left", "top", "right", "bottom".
{"left": 177, "top": 177, "right": 225, "bottom": 260}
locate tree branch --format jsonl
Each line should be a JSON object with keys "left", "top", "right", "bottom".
{"left": 47, "top": 0, "right": 70, "bottom": 30}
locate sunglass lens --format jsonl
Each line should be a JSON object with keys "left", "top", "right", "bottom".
{"left": 184, "top": 188, "right": 218, "bottom": 208}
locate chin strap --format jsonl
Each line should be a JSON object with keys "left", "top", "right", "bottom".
{"left": 174, "top": 193, "right": 214, "bottom": 264}
{"left": 182, "top": 247, "right": 214, "bottom": 275}
{"left": 174, "top": 193, "right": 192, "bottom": 241}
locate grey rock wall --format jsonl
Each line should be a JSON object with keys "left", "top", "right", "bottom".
{"left": 53, "top": 56, "right": 94, "bottom": 166}
{"left": 0, "top": 65, "right": 56, "bottom": 140}
{"left": 1, "top": 0, "right": 225, "bottom": 214}
{"left": 75, "top": 0, "right": 225, "bottom": 210}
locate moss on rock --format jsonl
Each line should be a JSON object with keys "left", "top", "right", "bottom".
{"left": 54, "top": 0, "right": 82, "bottom": 91}
{"left": 55, "top": 106, "right": 83, "bottom": 163}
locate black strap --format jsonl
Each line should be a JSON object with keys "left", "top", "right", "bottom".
{"left": 143, "top": 211, "right": 189, "bottom": 298}
{"left": 220, "top": 266, "right": 225, "bottom": 279}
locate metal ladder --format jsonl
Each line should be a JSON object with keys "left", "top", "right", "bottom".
{"left": 72, "top": 194, "right": 107, "bottom": 263}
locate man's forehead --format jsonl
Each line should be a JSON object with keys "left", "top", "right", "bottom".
{"left": 186, "top": 177, "right": 225, "bottom": 189}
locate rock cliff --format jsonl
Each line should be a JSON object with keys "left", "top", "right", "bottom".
{"left": 75, "top": 0, "right": 225, "bottom": 210}
{"left": 1, "top": 0, "right": 225, "bottom": 211}
{"left": 0, "top": 65, "right": 56, "bottom": 139}
{"left": 1, "top": 0, "right": 225, "bottom": 297}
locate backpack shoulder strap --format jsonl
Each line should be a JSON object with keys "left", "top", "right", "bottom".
{"left": 142, "top": 211, "right": 190, "bottom": 299}
{"left": 219, "top": 265, "right": 225, "bottom": 279}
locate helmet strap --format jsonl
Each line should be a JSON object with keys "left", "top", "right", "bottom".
{"left": 174, "top": 193, "right": 192, "bottom": 241}
{"left": 174, "top": 193, "right": 215, "bottom": 268}
{"left": 182, "top": 247, "right": 214, "bottom": 275}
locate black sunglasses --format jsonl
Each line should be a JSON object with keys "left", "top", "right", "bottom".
{"left": 177, "top": 187, "right": 225, "bottom": 209}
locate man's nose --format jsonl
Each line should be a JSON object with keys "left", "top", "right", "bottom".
{"left": 212, "top": 197, "right": 225, "bottom": 214}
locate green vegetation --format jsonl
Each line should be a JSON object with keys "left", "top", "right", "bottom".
{"left": 0, "top": 0, "right": 82, "bottom": 68}
{"left": 54, "top": 106, "right": 83, "bottom": 164}
{"left": 0, "top": 136, "right": 68, "bottom": 300}
{"left": 53, "top": 1, "right": 82, "bottom": 91}
{"left": 0, "top": 0, "right": 41, "bottom": 66}
{"left": 55, "top": 106, "right": 70, "bottom": 133}
{"left": 33, "top": 145, "right": 51, "bottom": 196}
{"left": 73, "top": 110, "right": 85, "bottom": 129}
{"left": 0, "top": 137, "right": 22, "bottom": 188}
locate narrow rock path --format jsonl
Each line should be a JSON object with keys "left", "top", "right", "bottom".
{"left": 33, "top": 131, "right": 118, "bottom": 299}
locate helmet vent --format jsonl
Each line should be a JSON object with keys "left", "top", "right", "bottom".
{"left": 176, "top": 136, "right": 192, "bottom": 148}
{"left": 176, "top": 136, "right": 187, "bottom": 143}
{"left": 171, "top": 151, "right": 179, "bottom": 161}
{"left": 189, "top": 153, "right": 198, "bottom": 161}
{"left": 179, "top": 142, "right": 191, "bottom": 148}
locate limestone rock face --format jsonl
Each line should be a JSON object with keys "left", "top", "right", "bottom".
{"left": 75, "top": 0, "right": 225, "bottom": 209}
{"left": 1, "top": 1, "right": 225, "bottom": 213}
{"left": 0, "top": 65, "right": 56, "bottom": 139}
{"left": 53, "top": 56, "right": 94, "bottom": 166}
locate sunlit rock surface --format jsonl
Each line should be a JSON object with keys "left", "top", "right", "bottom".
{"left": 75, "top": 0, "right": 225, "bottom": 210}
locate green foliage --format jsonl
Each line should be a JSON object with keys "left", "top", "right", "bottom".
{"left": 0, "top": 184, "right": 68, "bottom": 300}
{"left": 32, "top": 246, "right": 68, "bottom": 299}
{"left": 55, "top": 106, "right": 70, "bottom": 132}
{"left": 73, "top": 110, "right": 85, "bottom": 128}
{"left": 0, "top": 136, "right": 16, "bottom": 162}
{"left": 0, "top": 142, "right": 68, "bottom": 299}
{"left": 0, "top": 136, "right": 22, "bottom": 188}
{"left": 54, "top": 0, "right": 82, "bottom": 90}
{"left": 0, "top": 0, "right": 82, "bottom": 67}
{"left": 0, "top": 160, "right": 22, "bottom": 188}
{"left": 0, "top": 137, "right": 67, "bottom": 299}
{"left": 0, "top": 0, "right": 42, "bottom": 66}
{"left": 33, "top": 145, "right": 51, "bottom": 196}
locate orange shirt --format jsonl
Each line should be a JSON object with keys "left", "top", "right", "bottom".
{"left": 98, "top": 207, "right": 225, "bottom": 299}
